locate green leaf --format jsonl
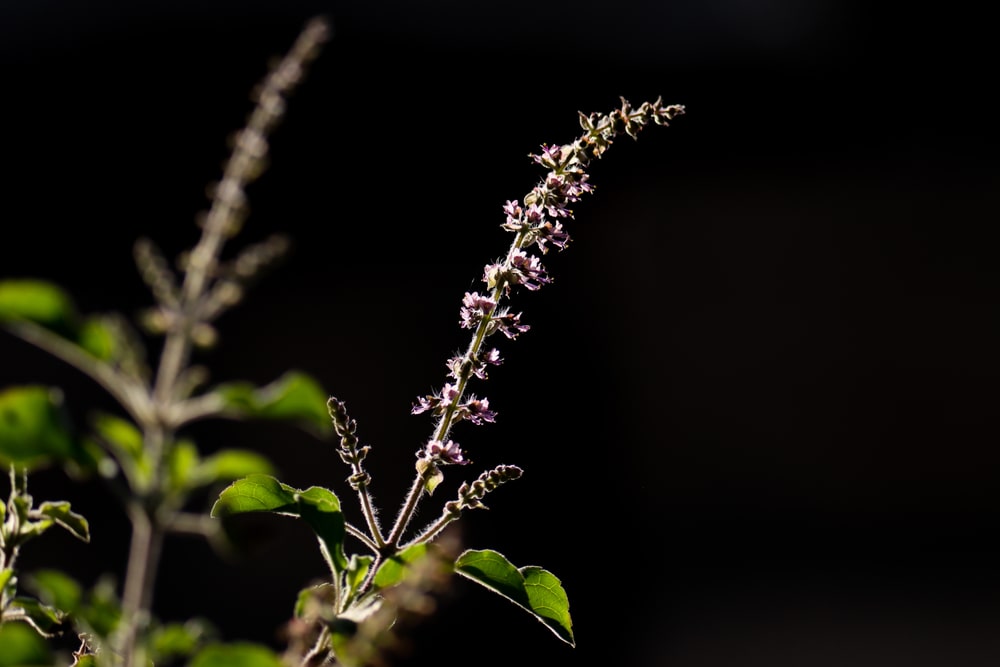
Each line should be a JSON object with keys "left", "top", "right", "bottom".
{"left": 75, "top": 576, "right": 121, "bottom": 639}
{"left": 0, "top": 569, "right": 13, "bottom": 594}
{"left": 372, "top": 543, "right": 429, "bottom": 590}
{"left": 90, "top": 412, "right": 150, "bottom": 487}
{"left": 188, "top": 642, "right": 283, "bottom": 667}
{"left": 191, "top": 449, "right": 274, "bottom": 488}
{"left": 77, "top": 317, "right": 116, "bottom": 361}
{"left": 35, "top": 501, "right": 90, "bottom": 542}
{"left": 151, "top": 621, "right": 212, "bottom": 660}
{"left": 5, "top": 597, "right": 66, "bottom": 636}
{"left": 343, "top": 554, "right": 373, "bottom": 605}
{"left": 454, "top": 549, "right": 575, "bottom": 647}
{"left": 0, "top": 621, "right": 53, "bottom": 666}
{"left": 0, "top": 385, "right": 76, "bottom": 470}
{"left": 0, "top": 279, "right": 78, "bottom": 337}
{"left": 211, "top": 475, "right": 346, "bottom": 573}
{"left": 167, "top": 440, "right": 201, "bottom": 492}
{"left": 213, "top": 371, "right": 333, "bottom": 437}
{"left": 24, "top": 569, "right": 83, "bottom": 615}
{"left": 210, "top": 474, "right": 297, "bottom": 516}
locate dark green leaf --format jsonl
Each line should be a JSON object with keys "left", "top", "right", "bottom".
{"left": 35, "top": 501, "right": 90, "bottom": 542}
{"left": 0, "top": 386, "right": 76, "bottom": 470}
{"left": 0, "top": 621, "right": 53, "bottom": 666}
{"left": 188, "top": 642, "right": 283, "bottom": 667}
{"left": 454, "top": 549, "right": 575, "bottom": 647}
{"left": 211, "top": 475, "right": 346, "bottom": 573}
{"left": 372, "top": 543, "right": 429, "bottom": 590}
{"left": 0, "top": 279, "right": 78, "bottom": 337}
{"left": 213, "top": 371, "right": 333, "bottom": 437}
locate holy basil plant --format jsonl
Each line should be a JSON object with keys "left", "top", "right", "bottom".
{"left": 212, "top": 93, "right": 684, "bottom": 664}
{"left": 0, "top": 13, "right": 684, "bottom": 666}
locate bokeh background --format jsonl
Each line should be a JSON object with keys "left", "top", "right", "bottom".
{"left": 2, "top": 1, "right": 999, "bottom": 665}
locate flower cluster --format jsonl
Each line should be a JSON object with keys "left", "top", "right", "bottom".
{"left": 410, "top": 97, "right": 684, "bottom": 467}
{"left": 412, "top": 383, "right": 497, "bottom": 426}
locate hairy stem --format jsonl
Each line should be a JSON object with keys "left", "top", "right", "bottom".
{"left": 385, "top": 231, "right": 527, "bottom": 547}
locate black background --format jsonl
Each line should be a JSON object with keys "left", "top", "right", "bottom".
{"left": 2, "top": 1, "right": 999, "bottom": 666}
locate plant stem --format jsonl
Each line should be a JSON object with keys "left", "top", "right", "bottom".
{"left": 386, "top": 231, "right": 528, "bottom": 547}
{"left": 118, "top": 503, "right": 165, "bottom": 667}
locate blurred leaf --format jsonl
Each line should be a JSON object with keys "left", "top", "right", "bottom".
{"left": 0, "top": 386, "right": 75, "bottom": 470}
{"left": 76, "top": 317, "right": 115, "bottom": 361}
{"left": 24, "top": 569, "right": 83, "bottom": 615}
{"left": 90, "top": 412, "right": 149, "bottom": 487}
{"left": 167, "top": 440, "right": 201, "bottom": 493}
{"left": 188, "top": 642, "right": 283, "bottom": 667}
{"left": 35, "top": 501, "right": 90, "bottom": 542}
{"left": 454, "top": 549, "right": 575, "bottom": 647}
{"left": 151, "top": 620, "right": 213, "bottom": 660}
{"left": 0, "top": 279, "right": 78, "bottom": 337}
{"left": 190, "top": 449, "right": 273, "bottom": 488}
{"left": 372, "top": 543, "right": 429, "bottom": 591}
{"left": 0, "top": 621, "right": 53, "bottom": 666}
{"left": 78, "top": 580, "right": 121, "bottom": 639}
{"left": 212, "top": 371, "right": 333, "bottom": 437}
{"left": 211, "top": 474, "right": 345, "bottom": 573}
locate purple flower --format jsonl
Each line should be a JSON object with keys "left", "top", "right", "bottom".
{"left": 447, "top": 348, "right": 502, "bottom": 380}
{"left": 423, "top": 439, "right": 469, "bottom": 466}
{"left": 460, "top": 291, "right": 497, "bottom": 329}
{"left": 509, "top": 250, "right": 551, "bottom": 291}
{"left": 533, "top": 220, "right": 571, "bottom": 254}
{"left": 531, "top": 144, "right": 565, "bottom": 170}
{"left": 455, "top": 396, "right": 496, "bottom": 426}
{"left": 489, "top": 309, "right": 530, "bottom": 339}
{"left": 411, "top": 383, "right": 459, "bottom": 416}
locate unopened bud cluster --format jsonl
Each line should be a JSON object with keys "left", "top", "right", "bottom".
{"left": 327, "top": 396, "right": 371, "bottom": 490}
{"left": 443, "top": 464, "right": 524, "bottom": 518}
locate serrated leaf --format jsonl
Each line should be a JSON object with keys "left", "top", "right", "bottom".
{"left": 211, "top": 475, "right": 346, "bottom": 574}
{"left": 24, "top": 569, "right": 83, "bottom": 615}
{"left": 0, "top": 385, "right": 76, "bottom": 470}
{"left": 0, "top": 621, "right": 53, "bottom": 666}
{"left": 188, "top": 642, "right": 283, "bottom": 667}
{"left": 455, "top": 548, "right": 575, "bottom": 647}
{"left": 372, "top": 543, "right": 429, "bottom": 590}
{"left": 35, "top": 501, "right": 90, "bottom": 542}
{"left": 293, "top": 486, "right": 347, "bottom": 573}
{"left": 0, "top": 279, "right": 78, "bottom": 337}
{"left": 213, "top": 371, "right": 333, "bottom": 437}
